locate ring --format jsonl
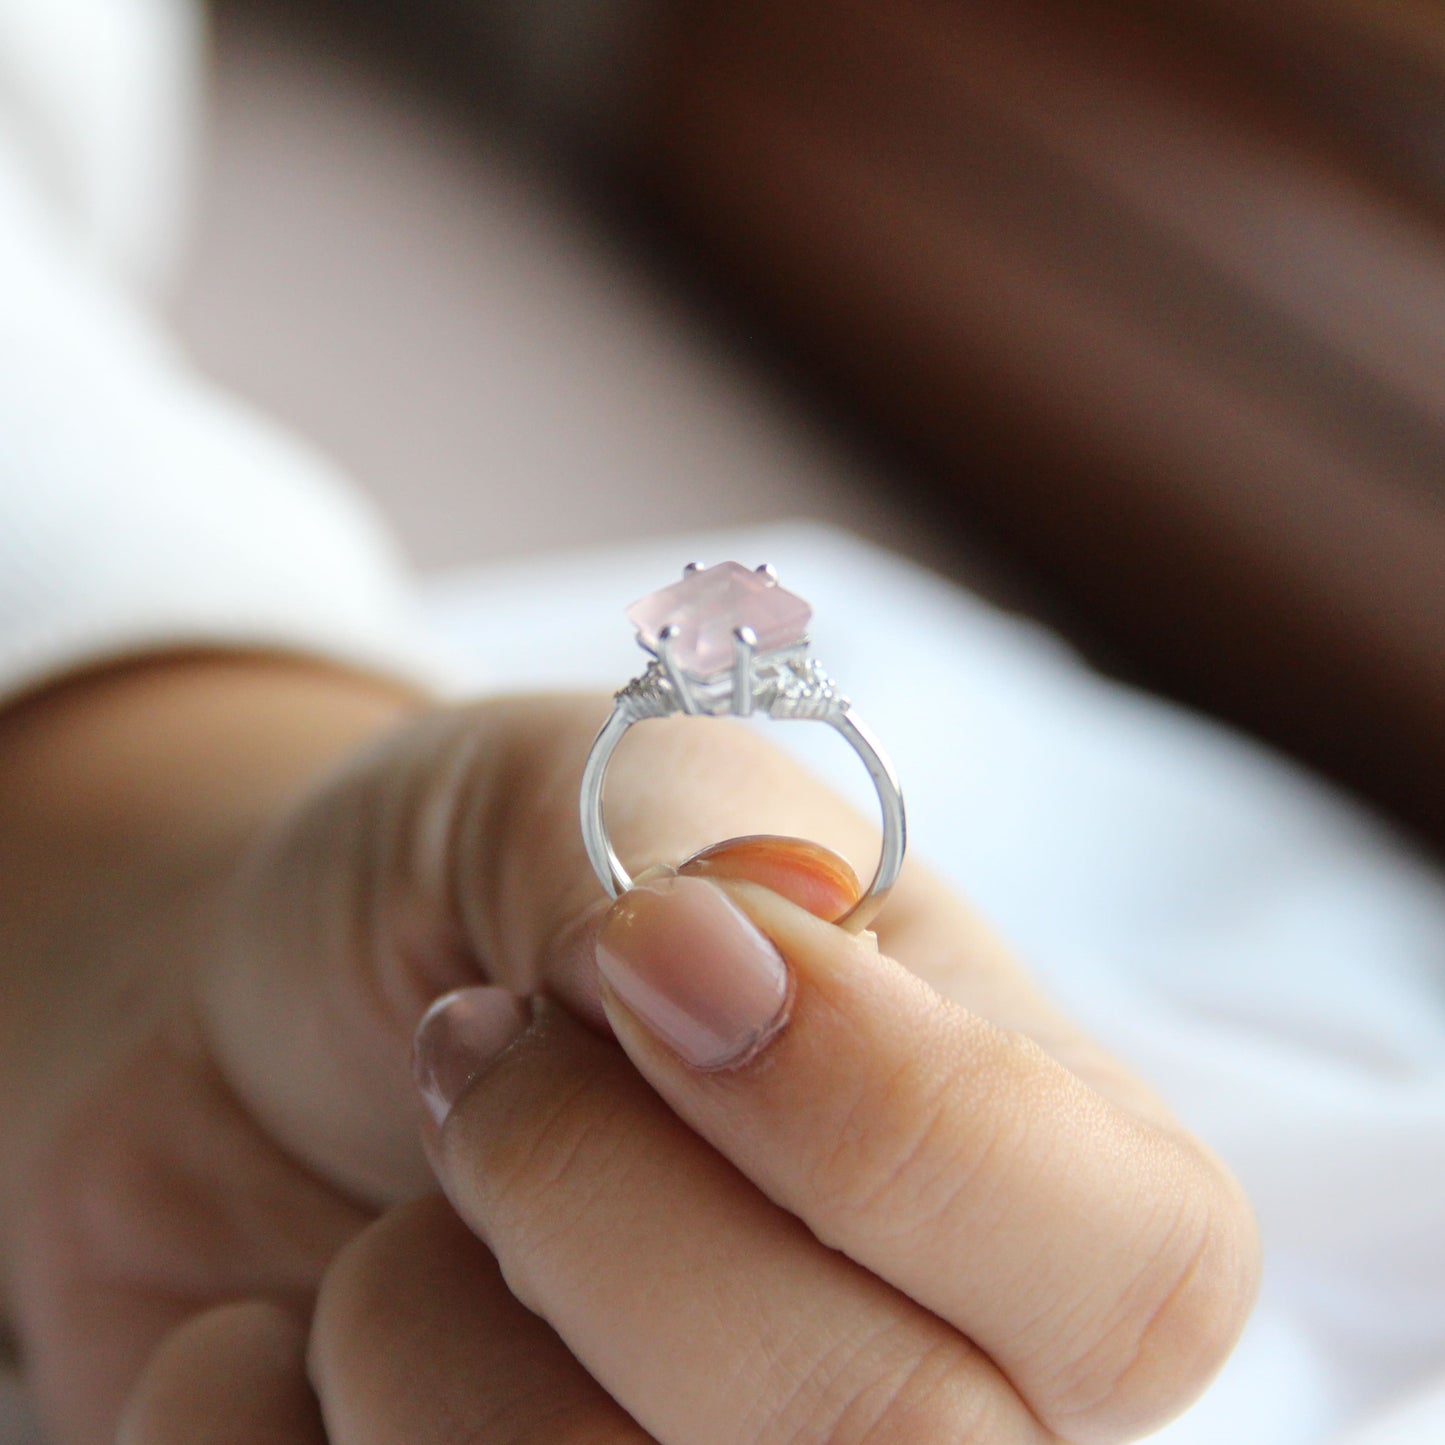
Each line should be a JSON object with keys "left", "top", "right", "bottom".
{"left": 580, "top": 560, "right": 906, "bottom": 931}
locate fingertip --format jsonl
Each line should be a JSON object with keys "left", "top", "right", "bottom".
{"left": 596, "top": 874, "right": 792, "bottom": 1071}
{"left": 412, "top": 986, "right": 532, "bottom": 1128}
{"left": 120, "top": 1300, "right": 322, "bottom": 1445}
{"left": 678, "top": 835, "right": 861, "bottom": 922}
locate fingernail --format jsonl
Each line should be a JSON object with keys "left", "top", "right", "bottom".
{"left": 412, "top": 986, "right": 531, "bottom": 1126}
{"left": 679, "top": 835, "right": 861, "bottom": 923}
{"left": 596, "top": 874, "right": 789, "bottom": 1069}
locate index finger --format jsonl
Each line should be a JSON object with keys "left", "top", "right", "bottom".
{"left": 594, "top": 873, "right": 1259, "bottom": 1442}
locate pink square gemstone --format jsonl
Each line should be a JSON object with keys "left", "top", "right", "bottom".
{"left": 626, "top": 562, "right": 812, "bottom": 678}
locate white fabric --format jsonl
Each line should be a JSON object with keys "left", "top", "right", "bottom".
{"left": 422, "top": 524, "right": 1445, "bottom": 1444}
{"left": 0, "top": 0, "right": 197, "bottom": 294}
{"left": 0, "top": 0, "right": 435, "bottom": 710}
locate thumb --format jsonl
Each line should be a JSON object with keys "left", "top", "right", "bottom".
{"left": 197, "top": 696, "right": 882, "bottom": 1207}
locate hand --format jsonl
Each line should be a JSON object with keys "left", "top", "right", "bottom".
{"left": 305, "top": 856, "right": 1255, "bottom": 1445}
{"left": 1, "top": 656, "right": 941, "bottom": 1440}
{"left": 0, "top": 658, "right": 1257, "bottom": 1443}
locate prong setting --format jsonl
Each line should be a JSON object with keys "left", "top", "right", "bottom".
{"left": 655, "top": 624, "right": 700, "bottom": 715}
{"left": 626, "top": 561, "right": 808, "bottom": 677}
{"left": 732, "top": 625, "right": 757, "bottom": 716}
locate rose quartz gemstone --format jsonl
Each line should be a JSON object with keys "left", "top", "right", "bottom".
{"left": 626, "top": 562, "right": 812, "bottom": 678}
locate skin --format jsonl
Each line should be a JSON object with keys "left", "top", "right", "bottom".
{"left": 0, "top": 653, "right": 1259, "bottom": 1443}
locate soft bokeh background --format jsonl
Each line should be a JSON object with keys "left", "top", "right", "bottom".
{"left": 171, "top": 0, "right": 1004, "bottom": 585}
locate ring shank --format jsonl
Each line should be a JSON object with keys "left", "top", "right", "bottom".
{"left": 579, "top": 704, "right": 906, "bottom": 931}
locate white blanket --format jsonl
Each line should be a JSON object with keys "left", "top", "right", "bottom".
{"left": 5, "top": 523, "right": 1444, "bottom": 1441}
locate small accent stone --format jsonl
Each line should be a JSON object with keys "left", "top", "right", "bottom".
{"left": 626, "top": 561, "right": 812, "bottom": 678}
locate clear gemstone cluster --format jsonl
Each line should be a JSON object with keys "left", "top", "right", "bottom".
{"left": 767, "top": 656, "right": 846, "bottom": 720}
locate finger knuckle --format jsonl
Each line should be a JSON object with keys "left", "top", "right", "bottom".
{"left": 815, "top": 1336, "right": 1012, "bottom": 1445}
{"left": 1040, "top": 1163, "right": 1260, "bottom": 1441}
{"left": 802, "top": 1017, "right": 1021, "bottom": 1253}
{"left": 446, "top": 1064, "right": 643, "bottom": 1309}
{"left": 454, "top": 1064, "right": 628, "bottom": 1221}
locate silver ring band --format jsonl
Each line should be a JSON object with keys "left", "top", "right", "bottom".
{"left": 579, "top": 562, "right": 906, "bottom": 931}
